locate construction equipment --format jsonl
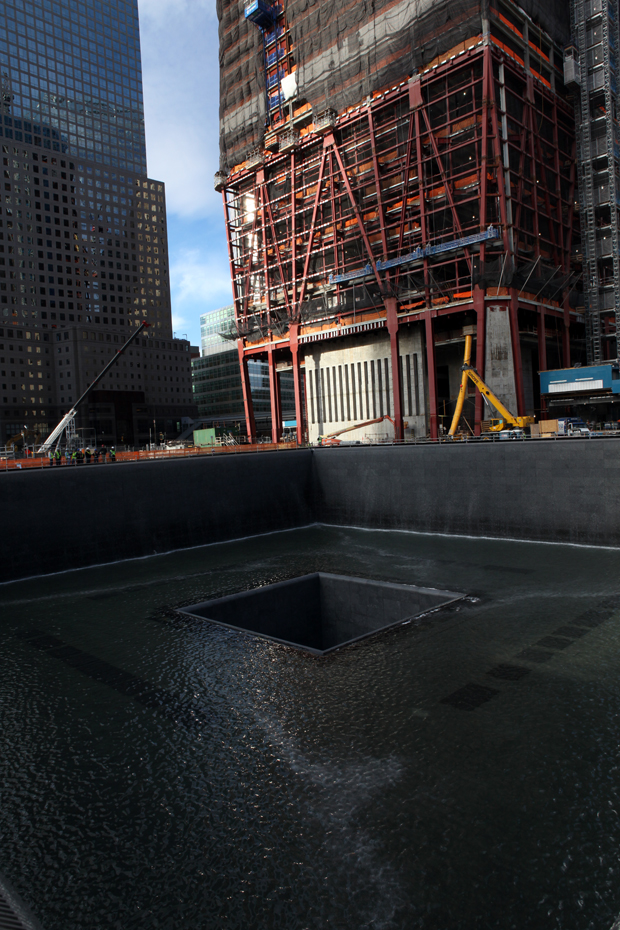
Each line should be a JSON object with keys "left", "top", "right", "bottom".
{"left": 37, "top": 321, "right": 151, "bottom": 454}
{"left": 448, "top": 326, "right": 535, "bottom": 437}
{"left": 5, "top": 424, "right": 47, "bottom": 452}
{"left": 319, "top": 415, "right": 396, "bottom": 446}
{"left": 6, "top": 426, "right": 32, "bottom": 450}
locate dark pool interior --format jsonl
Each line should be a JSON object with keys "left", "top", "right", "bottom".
{"left": 180, "top": 572, "right": 464, "bottom": 654}
{"left": 2, "top": 524, "right": 620, "bottom": 929}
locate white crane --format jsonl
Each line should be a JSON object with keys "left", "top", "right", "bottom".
{"left": 37, "top": 320, "right": 151, "bottom": 454}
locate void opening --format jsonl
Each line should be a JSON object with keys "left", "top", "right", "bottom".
{"left": 179, "top": 573, "right": 465, "bottom": 655}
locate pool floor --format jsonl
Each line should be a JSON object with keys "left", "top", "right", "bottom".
{"left": 2, "top": 525, "right": 620, "bottom": 929}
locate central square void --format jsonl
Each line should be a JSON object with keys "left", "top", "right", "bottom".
{"left": 179, "top": 573, "right": 465, "bottom": 655}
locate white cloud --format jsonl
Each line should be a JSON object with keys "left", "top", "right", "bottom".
{"left": 169, "top": 246, "right": 233, "bottom": 340}
{"left": 137, "top": 0, "right": 222, "bottom": 218}
{"left": 137, "top": 1, "right": 231, "bottom": 343}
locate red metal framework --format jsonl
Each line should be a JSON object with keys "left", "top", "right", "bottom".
{"left": 222, "top": 24, "right": 581, "bottom": 442}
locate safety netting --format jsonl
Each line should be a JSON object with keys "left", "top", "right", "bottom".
{"left": 218, "top": 0, "right": 570, "bottom": 171}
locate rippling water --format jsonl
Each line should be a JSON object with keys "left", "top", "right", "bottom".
{"left": 2, "top": 525, "right": 620, "bottom": 929}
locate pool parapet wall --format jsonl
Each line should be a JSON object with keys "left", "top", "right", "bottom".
{"left": 1, "top": 441, "right": 619, "bottom": 582}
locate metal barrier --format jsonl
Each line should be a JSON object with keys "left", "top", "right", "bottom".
{"left": 2, "top": 431, "right": 618, "bottom": 473}
{"left": 0, "top": 441, "right": 301, "bottom": 471}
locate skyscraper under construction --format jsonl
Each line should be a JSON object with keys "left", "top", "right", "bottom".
{"left": 217, "top": 0, "right": 588, "bottom": 441}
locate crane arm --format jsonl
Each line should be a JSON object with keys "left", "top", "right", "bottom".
{"left": 38, "top": 320, "right": 151, "bottom": 453}
{"left": 38, "top": 411, "right": 77, "bottom": 454}
{"left": 448, "top": 328, "right": 534, "bottom": 437}
{"left": 462, "top": 366, "right": 519, "bottom": 426}
{"left": 320, "top": 415, "right": 395, "bottom": 443}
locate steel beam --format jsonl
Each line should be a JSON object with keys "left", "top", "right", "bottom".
{"left": 238, "top": 339, "right": 256, "bottom": 442}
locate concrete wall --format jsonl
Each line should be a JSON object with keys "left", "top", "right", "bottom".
{"left": 312, "top": 440, "right": 620, "bottom": 546}
{"left": 303, "top": 324, "right": 426, "bottom": 443}
{"left": 319, "top": 576, "right": 456, "bottom": 650}
{"left": 484, "top": 304, "right": 518, "bottom": 414}
{"left": 0, "top": 451, "right": 314, "bottom": 582}
{"left": 185, "top": 575, "right": 323, "bottom": 651}
{"left": 3, "top": 440, "right": 620, "bottom": 583}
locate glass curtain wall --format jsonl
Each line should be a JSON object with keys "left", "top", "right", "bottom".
{"left": 0, "top": 0, "right": 145, "bottom": 172}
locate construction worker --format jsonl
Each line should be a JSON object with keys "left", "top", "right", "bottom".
{"left": 93, "top": 447, "right": 99, "bottom": 464}
{"left": 48, "top": 449, "right": 54, "bottom": 467}
{"left": 71, "top": 449, "right": 77, "bottom": 465}
{"left": 54, "top": 447, "right": 61, "bottom": 466}
{"left": 85, "top": 447, "right": 92, "bottom": 464}
{"left": 109, "top": 446, "right": 116, "bottom": 462}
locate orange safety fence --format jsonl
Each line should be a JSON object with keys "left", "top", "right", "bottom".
{"left": 0, "top": 442, "right": 301, "bottom": 472}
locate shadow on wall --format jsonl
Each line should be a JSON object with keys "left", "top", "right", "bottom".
{"left": 0, "top": 441, "right": 619, "bottom": 582}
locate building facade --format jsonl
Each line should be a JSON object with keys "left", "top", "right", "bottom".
{"left": 0, "top": 0, "right": 195, "bottom": 448}
{"left": 217, "top": 0, "right": 584, "bottom": 443}
{"left": 192, "top": 304, "right": 296, "bottom": 436}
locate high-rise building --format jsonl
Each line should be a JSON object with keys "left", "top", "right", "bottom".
{"left": 0, "top": 0, "right": 146, "bottom": 172}
{"left": 192, "top": 304, "right": 296, "bottom": 436}
{"left": 217, "top": 0, "right": 585, "bottom": 443}
{"left": 0, "top": 0, "right": 195, "bottom": 448}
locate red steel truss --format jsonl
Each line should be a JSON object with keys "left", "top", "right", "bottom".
{"left": 222, "top": 34, "right": 581, "bottom": 442}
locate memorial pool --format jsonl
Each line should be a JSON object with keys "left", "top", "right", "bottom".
{"left": 2, "top": 524, "right": 620, "bottom": 929}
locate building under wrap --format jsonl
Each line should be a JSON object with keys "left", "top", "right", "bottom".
{"left": 217, "top": 0, "right": 584, "bottom": 441}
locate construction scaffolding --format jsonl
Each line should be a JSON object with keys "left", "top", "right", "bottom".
{"left": 218, "top": 0, "right": 583, "bottom": 441}
{"left": 567, "top": 0, "right": 620, "bottom": 363}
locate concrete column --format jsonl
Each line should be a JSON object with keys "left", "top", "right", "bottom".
{"left": 237, "top": 340, "right": 256, "bottom": 443}
{"left": 385, "top": 297, "right": 403, "bottom": 441}
{"left": 424, "top": 312, "right": 438, "bottom": 438}
{"left": 484, "top": 302, "right": 518, "bottom": 415}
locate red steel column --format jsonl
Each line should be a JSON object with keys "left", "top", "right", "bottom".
{"left": 424, "top": 311, "right": 438, "bottom": 438}
{"left": 538, "top": 307, "right": 547, "bottom": 371}
{"left": 538, "top": 307, "right": 547, "bottom": 416}
{"left": 290, "top": 323, "right": 304, "bottom": 445}
{"left": 385, "top": 298, "right": 403, "bottom": 441}
{"left": 238, "top": 340, "right": 256, "bottom": 442}
{"left": 562, "top": 301, "right": 571, "bottom": 368}
{"left": 275, "top": 362, "right": 283, "bottom": 438}
{"left": 268, "top": 344, "right": 281, "bottom": 443}
{"left": 474, "top": 289, "right": 485, "bottom": 435}
{"left": 509, "top": 294, "right": 526, "bottom": 415}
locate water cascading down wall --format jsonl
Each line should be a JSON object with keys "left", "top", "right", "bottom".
{"left": 2, "top": 442, "right": 620, "bottom": 583}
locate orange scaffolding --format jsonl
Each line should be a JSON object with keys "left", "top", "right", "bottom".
{"left": 221, "top": 4, "right": 582, "bottom": 441}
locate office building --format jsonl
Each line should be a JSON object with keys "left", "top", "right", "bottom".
{"left": 192, "top": 304, "right": 295, "bottom": 436}
{"left": 0, "top": 0, "right": 195, "bottom": 447}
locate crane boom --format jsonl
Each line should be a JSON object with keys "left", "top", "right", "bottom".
{"left": 448, "top": 328, "right": 534, "bottom": 437}
{"left": 319, "top": 415, "right": 395, "bottom": 445}
{"left": 38, "top": 320, "right": 151, "bottom": 453}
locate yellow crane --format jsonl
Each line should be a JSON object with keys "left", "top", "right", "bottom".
{"left": 448, "top": 325, "right": 535, "bottom": 437}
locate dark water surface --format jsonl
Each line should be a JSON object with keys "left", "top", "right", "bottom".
{"left": 2, "top": 525, "right": 620, "bottom": 930}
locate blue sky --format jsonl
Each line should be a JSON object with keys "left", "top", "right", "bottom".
{"left": 138, "top": 0, "right": 233, "bottom": 348}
